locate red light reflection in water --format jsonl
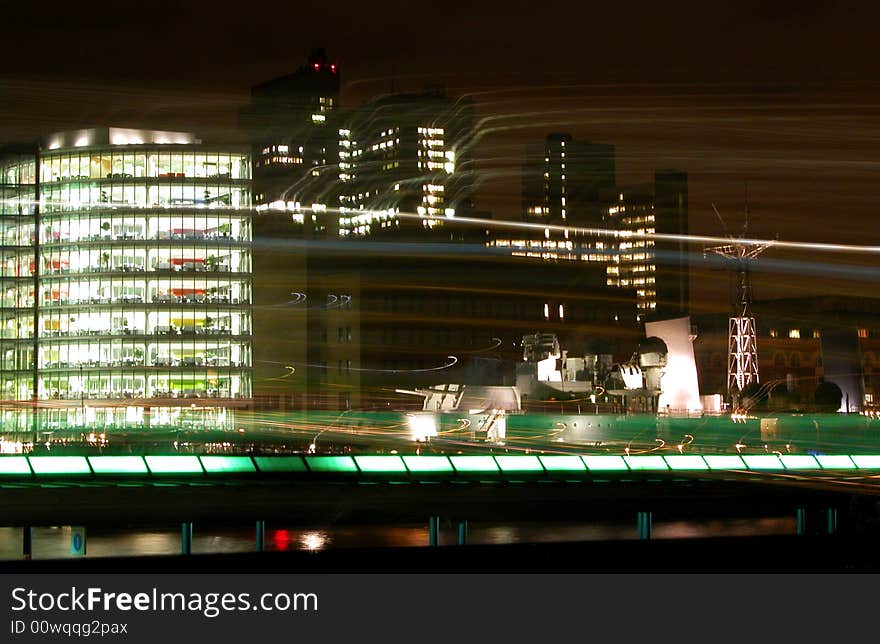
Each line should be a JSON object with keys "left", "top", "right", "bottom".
{"left": 272, "top": 529, "right": 291, "bottom": 551}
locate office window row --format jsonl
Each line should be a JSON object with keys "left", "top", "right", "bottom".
{"left": 40, "top": 213, "right": 250, "bottom": 243}
{"left": 40, "top": 151, "right": 249, "bottom": 182}
{"left": 39, "top": 247, "right": 250, "bottom": 275}
{"left": 41, "top": 183, "right": 250, "bottom": 212}
{"left": 39, "top": 372, "right": 251, "bottom": 401}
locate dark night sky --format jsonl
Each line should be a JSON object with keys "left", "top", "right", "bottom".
{"left": 2, "top": 0, "right": 879, "bottom": 312}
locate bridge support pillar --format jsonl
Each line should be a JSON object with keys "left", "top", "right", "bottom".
{"left": 796, "top": 508, "right": 807, "bottom": 535}
{"left": 457, "top": 520, "right": 469, "bottom": 545}
{"left": 70, "top": 527, "right": 86, "bottom": 557}
{"left": 255, "top": 520, "right": 266, "bottom": 552}
{"left": 428, "top": 516, "right": 440, "bottom": 546}
{"left": 22, "top": 526, "right": 32, "bottom": 560}
{"left": 181, "top": 522, "right": 193, "bottom": 555}
{"left": 637, "top": 512, "right": 653, "bottom": 540}
{"left": 826, "top": 508, "right": 838, "bottom": 535}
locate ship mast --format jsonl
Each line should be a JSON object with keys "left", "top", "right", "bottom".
{"left": 704, "top": 193, "right": 773, "bottom": 407}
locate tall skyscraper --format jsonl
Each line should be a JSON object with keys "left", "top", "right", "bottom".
{"left": 521, "top": 133, "right": 615, "bottom": 228}
{"left": 243, "top": 51, "right": 341, "bottom": 411}
{"left": 239, "top": 49, "right": 340, "bottom": 215}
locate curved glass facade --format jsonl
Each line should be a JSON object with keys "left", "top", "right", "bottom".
{"left": 0, "top": 132, "right": 252, "bottom": 437}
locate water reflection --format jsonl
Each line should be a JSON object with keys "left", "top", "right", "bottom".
{"left": 298, "top": 530, "right": 328, "bottom": 551}
{"left": 0, "top": 517, "right": 796, "bottom": 560}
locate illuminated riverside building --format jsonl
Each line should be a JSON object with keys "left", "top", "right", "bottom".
{"left": 0, "top": 128, "right": 252, "bottom": 436}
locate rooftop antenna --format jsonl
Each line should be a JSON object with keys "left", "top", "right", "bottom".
{"left": 704, "top": 184, "right": 774, "bottom": 409}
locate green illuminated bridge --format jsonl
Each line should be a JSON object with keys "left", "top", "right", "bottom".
{"left": 1, "top": 451, "right": 878, "bottom": 540}
{"left": 1, "top": 451, "right": 877, "bottom": 477}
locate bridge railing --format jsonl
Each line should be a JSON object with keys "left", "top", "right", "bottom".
{"left": 0, "top": 452, "right": 873, "bottom": 480}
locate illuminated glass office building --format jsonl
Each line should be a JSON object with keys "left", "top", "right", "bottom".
{"left": 0, "top": 128, "right": 252, "bottom": 437}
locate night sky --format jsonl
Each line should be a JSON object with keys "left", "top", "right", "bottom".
{"left": 2, "top": 1, "right": 879, "bottom": 311}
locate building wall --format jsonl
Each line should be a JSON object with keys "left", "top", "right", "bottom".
{"left": 653, "top": 170, "right": 689, "bottom": 319}
{"left": 512, "top": 133, "right": 689, "bottom": 326}
{"left": 604, "top": 184, "right": 656, "bottom": 320}
{"left": 301, "top": 236, "right": 637, "bottom": 409}
{"left": 522, "top": 134, "right": 615, "bottom": 228}
{"left": 336, "top": 91, "right": 475, "bottom": 236}
{"left": 603, "top": 173, "right": 689, "bottom": 321}
{"left": 0, "top": 131, "right": 253, "bottom": 437}
{"left": 251, "top": 212, "right": 309, "bottom": 411}
{"left": 695, "top": 331, "right": 824, "bottom": 405}
{"left": 240, "top": 50, "right": 341, "bottom": 210}
{"left": 861, "top": 335, "right": 880, "bottom": 410}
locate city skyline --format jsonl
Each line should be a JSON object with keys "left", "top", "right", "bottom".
{"left": 3, "top": 0, "right": 880, "bottom": 583}
{"left": 2, "top": 1, "right": 879, "bottom": 310}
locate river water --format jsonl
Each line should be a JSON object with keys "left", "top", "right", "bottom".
{"left": 0, "top": 517, "right": 795, "bottom": 560}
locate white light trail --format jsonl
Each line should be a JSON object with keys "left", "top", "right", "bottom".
{"left": 8, "top": 196, "right": 878, "bottom": 254}
{"left": 294, "top": 204, "right": 880, "bottom": 255}
{"left": 257, "top": 356, "right": 458, "bottom": 374}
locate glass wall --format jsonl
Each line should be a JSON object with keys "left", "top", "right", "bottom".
{"left": 0, "top": 142, "right": 252, "bottom": 437}
{"left": 39, "top": 246, "right": 250, "bottom": 276}
{"left": 38, "top": 277, "right": 250, "bottom": 307}
{"left": 39, "top": 405, "right": 236, "bottom": 432}
{"left": 38, "top": 148, "right": 251, "bottom": 212}
{"left": 0, "top": 152, "right": 38, "bottom": 433}
{"left": 37, "top": 305, "right": 250, "bottom": 337}
{"left": 38, "top": 366, "right": 250, "bottom": 401}
{"left": 39, "top": 150, "right": 249, "bottom": 182}
{"left": 41, "top": 183, "right": 250, "bottom": 212}
{"left": 1, "top": 155, "right": 36, "bottom": 217}
{"left": 40, "top": 213, "right": 249, "bottom": 244}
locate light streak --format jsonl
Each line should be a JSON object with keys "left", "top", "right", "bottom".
{"left": 258, "top": 203, "right": 880, "bottom": 256}
{"left": 12, "top": 195, "right": 869, "bottom": 255}
{"left": 256, "top": 355, "right": 458, "bottom": 374}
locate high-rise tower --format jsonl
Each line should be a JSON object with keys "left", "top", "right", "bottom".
{"left": 522, "top": 134, "right": 615, "bottom": 228}
{"left": 239, "top": 49, "right": 341, "bottom": 213}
